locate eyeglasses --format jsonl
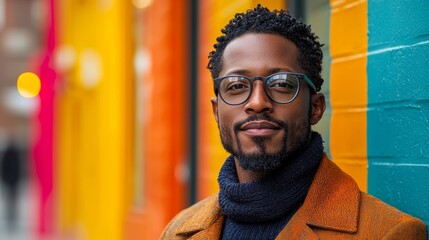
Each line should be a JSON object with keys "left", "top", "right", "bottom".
{"left": 214, "top": 72, "right": 316, "bottom": 105}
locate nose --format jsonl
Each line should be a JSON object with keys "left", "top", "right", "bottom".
{"left": 244, "top": 81, "right": 273, "bottom": 113}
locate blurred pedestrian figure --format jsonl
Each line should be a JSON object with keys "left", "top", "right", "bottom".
{"left": 0, "top": 140, "right": 21, "bottom": 231}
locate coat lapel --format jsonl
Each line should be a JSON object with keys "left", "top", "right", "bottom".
{"left": 174, "top": 194, "right": 224, "bottom": 239}
{"left": 189, "top": 215, "right": 224, "bottom": 240}
{"left": 276, "top": 217, "right": 319, "bottom": 240}
{"left": 276, "top": 155, "right": 361, "bottom": 239}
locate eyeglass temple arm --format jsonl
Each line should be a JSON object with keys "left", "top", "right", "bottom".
{"left": 303, "top": 75, "right": 317, "bottom": 92}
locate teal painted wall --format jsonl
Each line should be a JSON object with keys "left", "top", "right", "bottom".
{"left": 367, "top": 0, "right": 429, "bottom": 230}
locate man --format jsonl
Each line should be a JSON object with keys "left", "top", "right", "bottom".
{"left": 162, "top": 5, "right": 427, "bottom": 239}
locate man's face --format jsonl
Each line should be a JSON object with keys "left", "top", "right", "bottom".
{"left": 211, "top": 33, "right": 325, "bottom": 172}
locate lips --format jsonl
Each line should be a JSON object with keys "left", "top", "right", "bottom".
{"left": 240, "top": 121, "right": 281, "bottom": 130}
{"left": 239, "top": 121, "right": 281, "bottom": 137}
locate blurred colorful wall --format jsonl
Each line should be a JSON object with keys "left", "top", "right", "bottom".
{"left": 4, "top": 0, "right": 427, "bottom": 239}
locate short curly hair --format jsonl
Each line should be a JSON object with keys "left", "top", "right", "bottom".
{"left": 208, "top": 5, "right": 324, "bottom": 94}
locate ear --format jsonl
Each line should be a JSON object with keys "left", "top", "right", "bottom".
{"left": 309, "top": 93, "right": 326, "bottom": 125}
{"left": 211, "top": 97, "right": 219, "bottom": 124}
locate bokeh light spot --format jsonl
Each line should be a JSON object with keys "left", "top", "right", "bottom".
{"left": 17, "top": 72, "right": 41, "bottom": 98}
{"left": 132, "top": 0, "right": 153, "bottom": 9}
{"left": 80, "top": 49, "right": 102, "bottom": 88}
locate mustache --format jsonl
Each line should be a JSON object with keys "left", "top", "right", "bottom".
{"left": 233, "top": 113, "right": 288, "bottom": 134}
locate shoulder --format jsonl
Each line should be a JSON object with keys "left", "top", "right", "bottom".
{"left": 308, "top": 156, "right": 427, "bottom": 239}
{"left": 358, "top": 192, "right": 427, "bottom": 239}
{"left": 161, "top": 194, "right": 222, "bottom": 239}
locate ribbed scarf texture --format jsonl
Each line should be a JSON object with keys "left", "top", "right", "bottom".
{"left": 218, "top": 132, "right": 323, "bottom": 240}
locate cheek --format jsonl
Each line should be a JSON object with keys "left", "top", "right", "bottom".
{"left": 277, "top": 104, "right": 309, "bottom": 124}
{"left": 288, "top": 95, "right": 311, "bottom": 121}
{"left": 217, "top": 104, "right": 238, "bottom": 128}
{"left": 218, "top": 115, "right": 235, "bottom": 137}
{"left": 217, "top": 106, "right": 243, "bottom": 147}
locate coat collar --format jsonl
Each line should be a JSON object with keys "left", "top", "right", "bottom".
{"left": 276, "top": 154, "right": 361, "bottom": 239}
{"left": 175, "top": 194, "right": 224, "bottom": 238}
{"left": 175, "top": 154, "right": 361, "bottom": 239}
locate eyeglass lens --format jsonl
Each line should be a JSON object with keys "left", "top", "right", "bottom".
{"left": 219, "top": 73, "right": 299, "bottom": 105}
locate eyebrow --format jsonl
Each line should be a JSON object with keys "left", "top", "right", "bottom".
{"left": 223, "top": 69, "right": 250, "bottom": 76}
{"left": 267, "top": 68, "right": 293, "bottom": 75}
{"left": 223, "top": 67, "right": 294, "bottom": 77}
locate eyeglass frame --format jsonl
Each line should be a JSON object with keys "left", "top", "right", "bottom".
{"left": 213, "top": 72, "right": 317, "bottom": 105}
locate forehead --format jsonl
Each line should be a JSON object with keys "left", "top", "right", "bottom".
{"left": 220, "top": 33, "right": 302, "bottom": 76}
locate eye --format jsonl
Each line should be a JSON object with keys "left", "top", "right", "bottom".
{"left": 227, "top": 82, "right": 248, "bottom": 90}
{"left": 221, "top": 77, "right": 250, "bottom": 93}
{"left": 268, "top": 79, "right": 297, "bottom": 89}
{"left": 267, "top": 74, "right": 298, "bottom": 94}
{"left": 271, "top": 81, "right": 294, "bottom": 88}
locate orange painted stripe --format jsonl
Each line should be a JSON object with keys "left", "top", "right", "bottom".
{"left": 125, "top": 0, "right": 189, "bottom": 239}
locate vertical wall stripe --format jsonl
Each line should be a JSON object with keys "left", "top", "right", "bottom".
{"left": 129, "top": 1, "right": 189, "bottom": 239}
{"left": 329, "top": 0, "right": 368, "bottom": 191}
{"left": 367, "top": 0, "right": 429, "bottom": 228}
{"left": 189, "top": 0, "right": 199, "bottom": 205}
{"left": 123, "top": 1, "right": 191, "bottom": 238}
{"left": 196, "top": 0, "right": 218, "bottom": 200}
{"left": 57, "top": 1, "right": 135, "bottom": 239}
{"left": 33, "top": 0, "right": 56, "bottom": 236}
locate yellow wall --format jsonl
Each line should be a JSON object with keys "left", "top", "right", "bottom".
{"left": 55, "top": 1, "right": 134, "bottom": 239}
{"left": 329, "top": 0, "right": 368, "bottom": 191}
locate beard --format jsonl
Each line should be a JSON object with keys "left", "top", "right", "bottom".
{"left": 220, "top": 113, "right": 311, "bottom": 173}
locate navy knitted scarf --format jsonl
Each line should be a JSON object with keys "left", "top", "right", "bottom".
{"left": 218, "top": 132, "right": 323, "bottom": 239}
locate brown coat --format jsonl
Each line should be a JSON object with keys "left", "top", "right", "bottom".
{"left": 161, "top": 155, "right": 427, "bottom": 239}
